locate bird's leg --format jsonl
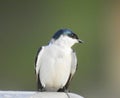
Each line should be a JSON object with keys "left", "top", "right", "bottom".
{"left": 58, "top": 87, "right": 70, "bottom": 98}
{"left": 64, "top": 89, "right": 70, "bottom": 98}
{"left": 37, "top": 87, "right": 46, "bottom": 92}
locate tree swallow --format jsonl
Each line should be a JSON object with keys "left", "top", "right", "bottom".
{"left": 35, "top": 29, "right": 83, "bottom": 92}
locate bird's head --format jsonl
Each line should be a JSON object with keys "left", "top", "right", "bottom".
{"left": 50, "top": 29, "right": 83, "bottom": 47}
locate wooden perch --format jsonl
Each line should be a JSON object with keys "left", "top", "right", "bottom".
{"left": 31, "top": 92, "right": 84, "bottom": 98}
{"left": 0, "top": 91, "right": 84, "bottom": 98}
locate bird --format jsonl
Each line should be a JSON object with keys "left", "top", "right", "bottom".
{"left": 35, "top": 29, "right": 83, "bottom": 92}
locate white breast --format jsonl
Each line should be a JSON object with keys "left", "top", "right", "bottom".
{"left": 39, "top": 44, "right": 72, "bottom": 91}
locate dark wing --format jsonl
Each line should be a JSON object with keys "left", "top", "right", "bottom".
{"left": 35, "top": 46, "right": 44, "bottom": 91}
{"left": 70, "top": 50, "right": 78, "bottom": 78}
{"left": 64, "top": 50, "right": 78, "bottom": 91}
{"left": 35, "top": 47, "right": 42, "bottom": 67}
{"left": 35, "top": 46, "right": 45, "bottom": 74}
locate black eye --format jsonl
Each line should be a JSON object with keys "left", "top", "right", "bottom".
{"left": 68, "top": 33, "right": 79, "bottom": 39}
{"left": 70, "top": 33, "right": 74, "bottom": 37}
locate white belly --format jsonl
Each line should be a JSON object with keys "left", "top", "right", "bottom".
{"left": 39, "top": 46, "right": 72, "bottom": 91}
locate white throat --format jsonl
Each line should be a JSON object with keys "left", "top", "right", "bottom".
{"left": 50, "top": 35, "right": 78, "bottom": 48}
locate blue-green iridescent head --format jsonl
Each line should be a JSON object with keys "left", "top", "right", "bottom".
{"left": 52, "top": 29, "right": 83, "bottom": 43}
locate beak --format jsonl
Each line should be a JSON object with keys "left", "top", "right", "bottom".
{"left": 78, "top": 39, "right": 84, "bottom": 43}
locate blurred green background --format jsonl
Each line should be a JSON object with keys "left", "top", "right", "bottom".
{"left": 0, "top": 0, "right": 120, "bottom": 98}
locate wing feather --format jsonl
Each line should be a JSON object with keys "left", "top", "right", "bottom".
{"left": 71, "top": 50, "right": 77, "bottom": 78}
{"left": 35, "top": 46, "right": 44, "bottom": 75}
{"left": 64, "top": 50, "right": 78, "bottom": 90}
{"left": 35, "top": 46, "right": 45, "bottom": 91}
